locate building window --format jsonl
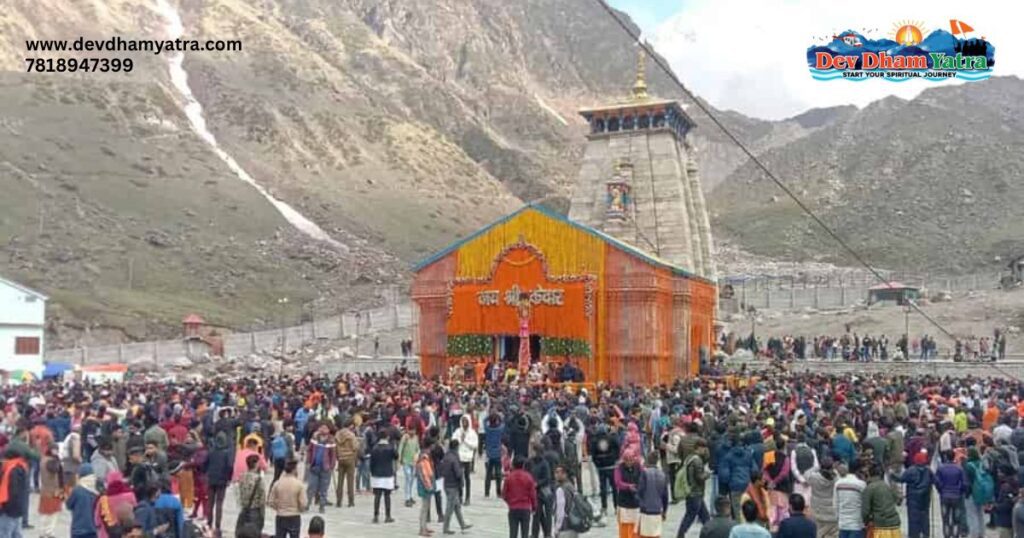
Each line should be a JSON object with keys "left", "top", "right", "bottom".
{"left": 25, "top": 296, "right": 37, "bottom": 303}
{"left": 14, "top": 336, "right": 40, "bottom": 355}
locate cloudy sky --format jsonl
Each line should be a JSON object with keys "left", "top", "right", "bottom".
{"left": 608, "top": 0, "right": 1024, "bottom": 120}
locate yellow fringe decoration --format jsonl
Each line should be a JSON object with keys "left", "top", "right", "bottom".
{"left": 455, "top": 208, "right": 606, "bottom": 280}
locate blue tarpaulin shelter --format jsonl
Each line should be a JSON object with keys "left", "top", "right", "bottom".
{"left": 42, "top": 362, "right": 74, "bottom": 378}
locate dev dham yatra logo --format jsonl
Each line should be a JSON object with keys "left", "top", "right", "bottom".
{"left": 808, "top": 19, "right": 994, "bottom": 81}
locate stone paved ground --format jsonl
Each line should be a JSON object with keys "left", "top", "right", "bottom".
{"left": 23, "top": 462, "right": 1004, "bottom": 537}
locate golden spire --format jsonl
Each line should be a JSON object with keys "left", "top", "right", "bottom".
{"left": 631, "top": 44, "right": 649, "bottom": 101}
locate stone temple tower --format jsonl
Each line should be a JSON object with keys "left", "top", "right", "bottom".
{"left": 569, "top": 50, "right": 716, "bottom": 281}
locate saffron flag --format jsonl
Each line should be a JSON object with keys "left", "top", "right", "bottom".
{"left": 949, "top": 20, "right": 974, "bottom": 36}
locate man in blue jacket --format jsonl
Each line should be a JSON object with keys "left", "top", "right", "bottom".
{"left": 65, "top": 463, "right": 98, "bottom": 538}
{"left": 710, "top": 430, "right": 732, "bottom": 516}
{"left": 831, "top": 429, "right": 856, "bottom": 467}
{"left": 722, "top": 433, "right": 757, "bottom": 520}
{"left": 154, "top": 478, "right": 185, "bottom": 538}
{"left": 891, "top": 450, "right": 934, "bottom": 538}
{"left": 483, "top": 413, "right": 505, "bottom": 498}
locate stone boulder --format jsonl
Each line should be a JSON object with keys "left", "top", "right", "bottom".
{"left": 128, "top": 357, "right": 157, "bottom": 373}
{"left": 731, "top": 348, "right": 754, "bottom": 362}
{"left": 162, "top": 356, "right": 194, "bottom": 369}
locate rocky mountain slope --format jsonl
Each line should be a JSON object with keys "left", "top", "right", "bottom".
{"left": 710, "top": 77, "right": 1024, "bottom": 274}
{"left": 3, "top": 0, "right": 796, "bottom": 342}
{"left": 5, "top": 0, "right": 1002, "bottom": 344}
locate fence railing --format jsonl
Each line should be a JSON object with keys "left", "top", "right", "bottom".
{"left": 46, "top": 303, "right": 416, "bottom": 366}
{"left": 719, "top": 271, "right": 1001, "bottom": 313}
{"left": 47, "top": 270, "right": 1001, "bottom": 366}
{"left": 720, "top": 270, "right": 1001, "bottom": 291}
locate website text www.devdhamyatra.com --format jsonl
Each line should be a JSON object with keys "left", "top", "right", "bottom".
{"left": 24, "top": 36, "right": 242, "bottom": 73}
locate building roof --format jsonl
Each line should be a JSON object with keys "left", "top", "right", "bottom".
{"left": 80, "top": 364, "right": 128, "bottom": 373}
{"left": 578, "top": 48, "right": 696, "bottom": 132}
{"left": 182, "top": 314, "right": 206, "bottom": 325}
{"left": 868, "top": 281, "right": 919, "bottom": 291}
{"left": 0, "top": 275, "right": 48, "bottom": 300}
{"left": 412, "top": 204, "right": 715, "bottom": 284}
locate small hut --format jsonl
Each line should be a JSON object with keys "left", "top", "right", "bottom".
{"left": 867, "top": 282, "right": 920, "bottom": 305}
{"left": 182, "top": 314, "right": 206, "bottom": 339}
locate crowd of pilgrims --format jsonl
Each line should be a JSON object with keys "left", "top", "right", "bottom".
{"left": 726, "top": 330, "right": 1007, "bottom": 362}
{"left": 3, "top": 368, "right": 1024, "bottom": 538}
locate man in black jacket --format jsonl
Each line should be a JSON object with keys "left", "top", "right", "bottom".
{"left": 588, "top": 424, "right": 620, "bottom": 519}
{"left": 508, "top": 409, "right": 532, "bottom": 461}
{"left": 528, "top": 442, "right": 554, "bottom": 538}
{"left": 205, "top": 432, "right": 234, "bottom": 536}
{"left": 439, "top": 440, "right": 471, "bottom": 535}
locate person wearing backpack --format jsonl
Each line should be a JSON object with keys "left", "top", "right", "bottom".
{"left": 964, "top": 448, "right": 993, "bottom": 538}
{"left": 563, "top": 420, "right": 584, "bottom": 496}
{"left": 270, "top": 427, "right": 294, "bottom": 483}
{"left": 552, "top": 465, "right": 579, "bottom": 538}
{"left": 305, "top": 425, "right": 336, "bottom": 514}
{"left": 676, "top": 440, "right": 710, "bottom": 538}
{"left": 235, "top": 454, "right": 265, "bottom": 538}
{"left": 154, "top": 478, "right": 185, "bottom": 538}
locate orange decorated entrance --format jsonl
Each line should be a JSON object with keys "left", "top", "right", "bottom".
{"left": 411, "top": 205, "right": 716, "bottom": 385}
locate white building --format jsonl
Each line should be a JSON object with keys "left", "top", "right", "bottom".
{"left": 0, "top": 276, "right": 48, "bottom": 379}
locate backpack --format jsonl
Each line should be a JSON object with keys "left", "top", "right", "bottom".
{"left": 563, "top": 434, "right": 580, "bottom": 468}
{"left": 183, "top": 519, "right": 206, "bottom": 538}
{"left": 563, "top": 486, "right": 594, "bottom": 534}
{"left": 270, "top": 434, "right": 288, "bottom": 461}
{"left": 135, "top": 463, "right": 161, "bottom": 491}
{"left": 674, "top": 455, "right": 700, "bottom": 499}
{"left": 969, "top": 461, "right": 995, "bottom": 505}
{"left": 156, "top": 506, "right": 179, "bottom": 538}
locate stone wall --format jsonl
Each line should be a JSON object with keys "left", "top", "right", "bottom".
{"left": 732, "top": 359, "right": 1023, "bottom": 379}
{"left": 568, "top": 128, "right": 713, "bottom": 278}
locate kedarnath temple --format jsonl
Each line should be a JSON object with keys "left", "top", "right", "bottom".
{"left": 411, "top": 52, "right": 718, "bottom": 385}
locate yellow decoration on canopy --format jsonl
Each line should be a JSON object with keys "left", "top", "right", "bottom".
{"left": 455, "top": 208, "right": 605, "bottom": 279}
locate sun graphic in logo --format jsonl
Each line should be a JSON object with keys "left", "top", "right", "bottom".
{"left": 892, "top": 20, "right": 927, "bottom": 46}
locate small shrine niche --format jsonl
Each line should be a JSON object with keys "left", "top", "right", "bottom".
{"left": 606, "top": 159, "right": 633, "bottom": 219}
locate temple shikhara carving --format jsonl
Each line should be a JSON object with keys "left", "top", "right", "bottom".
{"left": 412, "top": 50, "right": 718, "bottom": 385}
{"left": 571, "top": 50, "right": 716, "bottom": 280}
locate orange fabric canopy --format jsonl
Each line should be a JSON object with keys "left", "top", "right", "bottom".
{"left": 447, "top": 246, "right": 591, "bottom": 339}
